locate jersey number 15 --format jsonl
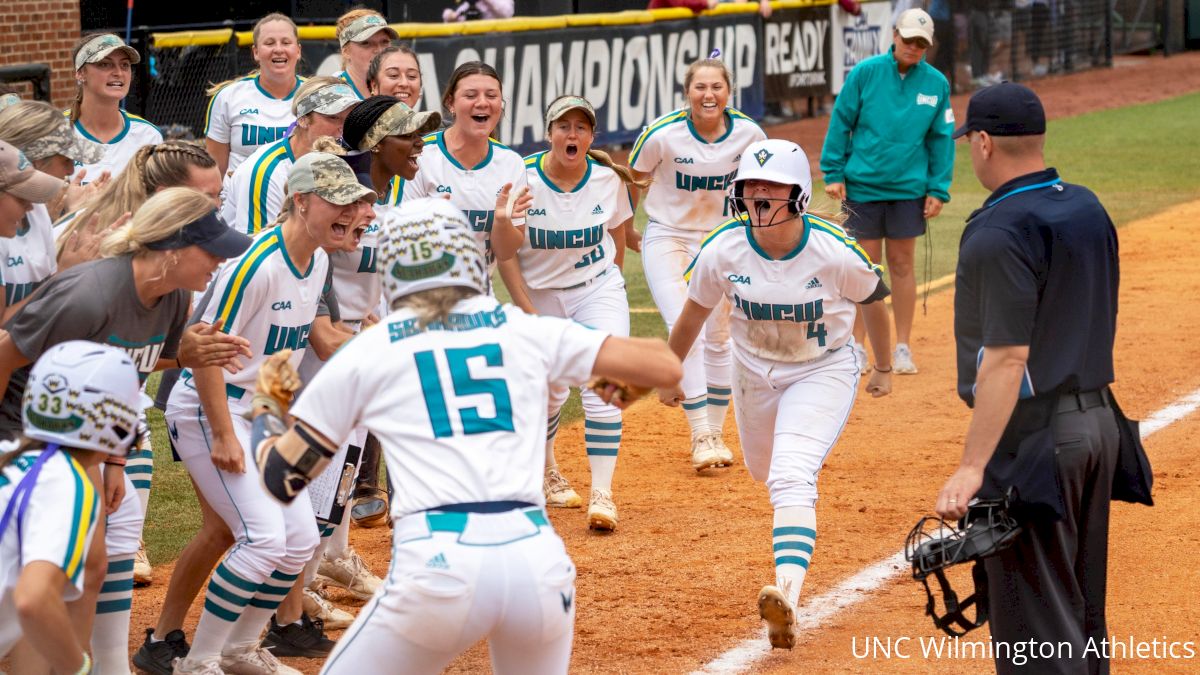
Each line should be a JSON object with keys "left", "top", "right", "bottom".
{"left": 414, "top": 344, "right": 515, "bottom": 438}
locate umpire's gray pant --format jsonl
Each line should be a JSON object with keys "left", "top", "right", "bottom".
{"left": 984, "top": 395, "right": 1120, "bottom": 675}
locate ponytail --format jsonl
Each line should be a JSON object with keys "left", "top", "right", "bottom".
{"left": 98, "top": 187, "right": 214, "bottom": 257}
{"left": 587, "top": 149, "right": 650, "bottom": 190}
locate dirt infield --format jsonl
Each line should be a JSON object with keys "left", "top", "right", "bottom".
{"left": 123, "top": 55, "right": 1200, "bottom": 673}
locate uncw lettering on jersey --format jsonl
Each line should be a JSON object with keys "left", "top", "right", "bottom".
{"left": 265, "top": 323, "right": 313, "bottom": 354}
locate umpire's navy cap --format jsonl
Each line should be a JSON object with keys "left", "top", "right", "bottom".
{"left": 952, "top": 82, "right": 1046, "bottom": 139}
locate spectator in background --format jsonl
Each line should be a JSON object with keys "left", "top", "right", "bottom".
{"left": 443, "top": 0, "right": 514, "bottom": 21}
{"left": 820, "top": 8, "right": 955, "bottom": 377}
{"left": 928, "top": 0, "right": 956, "bottom": 83}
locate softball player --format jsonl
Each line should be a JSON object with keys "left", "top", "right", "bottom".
{"left": 367, "top": 45, "right": 423, "bottom": 107}
{"left": 333, "top": 10, "right": 398, "bottom": 99}
{"left": 204, "top": 13, "right": 303, "bottom": 178}
{"left": 249, "top": 198, "right": 681, "bottom": 675}
{"left": 492, "top": 95, "right": 638, "bottom": 530}
{"left": 222, "top": 77, "right": 359, "bottom": 234}
{"left": 404, "top": 61, "right": 533, "bottom": 311}
{"left": 629, "top": 54, "right": 766, "bottom": 471}
{"left": 68, "top": 34, "right": 163, "bottom": 185}
{"left": 165, "top": 153, "right": 373, "bottom": 675}
{"left": 0, "top": 342, "right": 141, "bottom": 675}
{"left": 665, "top": 139, "right": 893, "bottom": 650}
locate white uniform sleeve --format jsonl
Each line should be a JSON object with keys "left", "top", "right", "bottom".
{"left": 204, "top": 87, "right": 232, "bottom": 144}
{"left": 685, "top": 244, "right": 726, "bottom": 310}
{"left": 629, "top": 125, "right": 661, "bottom": 174}
{"left": 838, "top": 241, "right": 885, "bottom": 304}
{"left": 538, "top": 315, "right": 608, "bottom": 389}
{"left": 290, "top": 346, "right": 366, "bottom": 449}
{"left": 22, "top": 458, "right": 100, "bottom": 594}
{"left": 403, "top": 171, "right": 430, "bottom": 202}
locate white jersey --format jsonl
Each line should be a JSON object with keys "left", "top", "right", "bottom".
{"left": 0, "top": 450, "right": 99, "bottom": 657}
{"left": 518, "top": 152, "right": 632, "bottom": 290}
{"left": 630, "top": 107, "right": 765, "bottom": 232}
{"left": 1, "top": 205, "right": 57, "bottom": 307}
{"left": 686, "top": 214, "right": 883, "bottom": 368}
{"left": 327, "top": 177, "right": 400, "bottom": 321}
{"left": 169, "top": 227, "right": 328, "bottom": 417}
{"left": 204, "top": 75, "right": 302, "bottom": 178}
{"left": 291, "top": 295, "right": 607, "bottom": 519}
{"left": 221, "top": 136, "right": 296, "bottom": 235}
{"left": 404, "top": 131, "right": 528, "bottom": 263}
{"left": 68, "top": 110, "right": 163, "bottom": 185}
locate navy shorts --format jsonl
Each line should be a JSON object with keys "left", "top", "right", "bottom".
{"left": 843, "top": 198, "right": 926, "bottom": 240}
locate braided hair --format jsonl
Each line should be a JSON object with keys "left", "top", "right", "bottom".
{"left": 342, "top": 95, "right": 399, "bottom": 151}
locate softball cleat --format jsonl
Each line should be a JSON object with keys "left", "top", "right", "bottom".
{"left": 587, "top": 488, "right": 618, "bottom": 531}
{"left": 544, "top": 465, "right": 583, "bottom": 508}
{"left": 758, "top": 584, "right": 797, "bottom": 650}
{"left": 691, "top": 433, "right": 731, "bottom": 471}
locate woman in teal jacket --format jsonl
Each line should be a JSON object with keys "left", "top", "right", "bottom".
{"left": 820, "top": 8, "right": 954, "bottom": 377}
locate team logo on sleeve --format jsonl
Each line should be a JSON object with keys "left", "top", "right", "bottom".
{"left": 753, "top": 148, "right": 774, "bottom": 167}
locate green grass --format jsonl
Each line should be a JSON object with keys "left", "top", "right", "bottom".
{"left": 142, "top": 91, "right": 1200, "bottom": 565}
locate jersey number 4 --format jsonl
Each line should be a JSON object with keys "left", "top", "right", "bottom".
{"left": 414, "top": 344, "right": 515, "bottom": 438}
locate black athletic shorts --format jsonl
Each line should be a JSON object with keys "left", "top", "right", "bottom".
{"left": 843, "top": 197, "right": 926, "bottom": 240}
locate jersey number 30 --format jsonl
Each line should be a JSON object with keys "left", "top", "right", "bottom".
{"left": 414, "top": 344, "right": 515, "bottom": 438}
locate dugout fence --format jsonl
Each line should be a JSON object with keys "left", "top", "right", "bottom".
{"left": 117, "top": 0, "right": 1182, "bottom": 152}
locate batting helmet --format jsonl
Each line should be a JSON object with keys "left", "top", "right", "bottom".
{"left": 729, "top": 138, "right": 813, "bottom": 226}
{"left": 376, "top": 197, "right": 487, "bottom": 307}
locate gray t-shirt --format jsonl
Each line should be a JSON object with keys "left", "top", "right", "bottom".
{"left": 1, "top": 255, "right": 189, "bottom": 435}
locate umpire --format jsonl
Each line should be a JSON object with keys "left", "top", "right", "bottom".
{"left": 935, "top": 83, "right": 1127, "bottom": 674}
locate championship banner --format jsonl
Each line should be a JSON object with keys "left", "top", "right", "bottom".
{"left": 762, "top": 5, "right": 832, "bottom": 102}
{"left": 829, "top": 0, "right": 893, "bottom": 93}
{"left": 305, "top": 15, "right": 763, "bottom": 155}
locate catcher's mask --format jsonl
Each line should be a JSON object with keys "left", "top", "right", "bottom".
{"left": 904, "top": 494, "right": 1023, "bottom": 637}
{"left": 727, "top": 138, "right": 812, "bottom": 228}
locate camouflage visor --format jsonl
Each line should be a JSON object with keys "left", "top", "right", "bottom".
{"left": 359, "top": 102, "right": 441, "bottom": 151}
{"left": 287, "top": 152, "right": 377, "bottom": 205}
{"left": 22, "top": 118, "right": 105, "bottom": 164}
{"left": 295, "top": 83, "right": 360, "bottom": 118}
{"left": 75, "top": 34, "right": 141, "bottom": 70}
{"left": 339, "top": 15, "right": 399, "bottom": 47}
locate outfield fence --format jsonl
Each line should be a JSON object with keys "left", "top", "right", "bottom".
{"left": 110, "top": 0, "right": 1179, "bottom": 153}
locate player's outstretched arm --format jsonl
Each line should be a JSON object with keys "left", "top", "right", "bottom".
{"left": 15, "top": 562, "right": 91, "bottom": 674}
{"left": 588, "top": 335, "right": 682, "bottom": 409}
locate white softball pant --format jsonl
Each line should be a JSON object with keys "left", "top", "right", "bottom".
{"left": 103, "top": 471, "right": 141, "bottom": 557}
{"left": 526, "top": 267, "right": 630, "bottom": 418}
{"left": 642, "top": 223, "right": 731, "bottom": 399}
{"left": 321, "top": 507, "right": 575, "bottom": 675}
{"left": 166, "top": 405, "right": 320, "bottom": 581}
{"left": 733, "top": 346, "right": 860, "bottom": 509}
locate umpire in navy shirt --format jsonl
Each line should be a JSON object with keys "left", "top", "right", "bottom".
{"left": 935, "top": 83, "right": 1123, "bottom": 674}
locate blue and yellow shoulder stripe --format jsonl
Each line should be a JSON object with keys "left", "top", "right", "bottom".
{"left": 62, "top": 453, "right": 98, "bottom": 586}
{"left": 124, "top": 111, "right": 162, "bottom": 135}
{"left": 804, "top": 214, "right": 882, "bottom": 276}
{"left": 629, "top": 108, "right": 689, "bottom": 164}
{"left": 726, "top": 106, "right": 763, "bottom": 132}
{"left": 202, "top": 76, "right": 246, "bottom": 133}
{"left": 214, "top": 228, "right": 282, "bottom": 330}
{"left": 683, "top": 213, "right": 749, "bottom": 281}
{"left": 378, "top": 176, "right": 404, "bottom": 206}
{"left": 245, "top": 138, "right": 293, "bottom": 234}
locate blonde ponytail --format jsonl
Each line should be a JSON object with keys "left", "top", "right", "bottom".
{"left": 99, "top": 187, "right": 214, "bottom": 257}
{"left": 587, "top": 148, "right": 650, "bottom": 190}
{"left": 395, "top": 286, "right": 474, "bottom": 328}
{"left": 309, "top": 135, "right": 345, "bottom": 155}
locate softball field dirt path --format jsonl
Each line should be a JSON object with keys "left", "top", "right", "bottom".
{"left": 122, "top": 54, "right": 1200, "bottom": 674}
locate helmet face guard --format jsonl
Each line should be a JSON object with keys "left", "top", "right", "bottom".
{"left": 904, "top": 495, "right": 1024, "bottom": 637}
{"left": 727, "top": 139, "right": 814, "bottom": 228}
{"left": 728, "top": 183, "right": 811, "bottom": 228}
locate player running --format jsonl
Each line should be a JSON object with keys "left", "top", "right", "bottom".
{"left": 204, "top": 13, "right": 303, "bottom": 178}
{"left": 68, "top": 34, "right": 163, "bottom": 184}
{"left": 629, "top": 52, "right": 766, "bottom": 471}
{"left": 663, "top": 139, "right": 893, "bottom": 650}
{"left": 492, "top": 95, "right": 644, "bottom": 530}
{"left": 250, "top": 198, "right": 682, "bottom": 674}
{"left": 166, "top": 153, "right": 374, "bottom": 675}
{"left": 0, "top": 342, "right": 141, "bottom": 675}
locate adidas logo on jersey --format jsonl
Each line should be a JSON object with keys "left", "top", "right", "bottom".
{"left": 591, "top": 204, "right": 604, "bottom": 215}
{"left": 805, "top": 277, "right": 822, "bottom": 289}
{"left": 426, "top": 553, "right": 449, "bottom": 569}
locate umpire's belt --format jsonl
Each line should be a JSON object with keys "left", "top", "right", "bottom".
{"left": 1056, "top": 388, "right": 1111, "bottom": 415}
{"left": 394, "top": 501, "right": 550, "bottom": 546}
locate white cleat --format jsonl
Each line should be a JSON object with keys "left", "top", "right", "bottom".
{"left": 691, "top": 432, "right": 731, "bottom": 471}
{"left": 758, "top": 585, "right": 797, "bottom": 650}
{"left": 134, "top": 539, "right": 153, "bottom": 586}
{"left": 587, "top": 488, "right": 618, "bottom": 531}
{"left": 302, "top": 586, "right": 355, "bottom": 630}
{"left": 220, "top": 644, "right": 302, "bottom": 674}
{"left": 172, "top": 656, "right": 224, "bottom": 674}
{"left": 710, "top": 434, "right": 734, "bottom": 466}
{"left": 317, "top": 547, "right": 382, "bottom": 601}
{"left": 893, "top": 344, "right": 918, "bottom": 375}
{"left": 544, "top": 465, "right": 583, "bottom": 508}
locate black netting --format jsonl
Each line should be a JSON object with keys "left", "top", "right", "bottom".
{"left": 141, "top": 39, "right": 240, "bottom": 140}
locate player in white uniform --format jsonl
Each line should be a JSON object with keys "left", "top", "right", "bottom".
{"left": 333, "top": 10, "right": 398, "bottom": 99}
{"left": 665, "top": 139, "right": 894, "bottom": 651}
{"left": 0, "top": 100, "right": 104, "bottom": 316}
{"left": 492, "top": 95, "right": 640, "bottom": 530}
{"left": 204, "top": 13, "right": 303, "bottom": 179}
{"left": 404, "top": 61, "right": 534, "bottom": 312}
{"left": 166, "top": 153, "right": 375, "bottom": 675}
{"left": 630, "top": 54, "right": 767, "bottom": 472}
{"left": 0, "top": 342, "right": 141, "bottom": 675}
{"left": 222, "top": 77, "right": 359, "bottom": 234}
{"left": 247, "top": 198, "right": 681, "bottom": 674}
{"left": 67, "top": 34, "right": 163, "bottom": 185}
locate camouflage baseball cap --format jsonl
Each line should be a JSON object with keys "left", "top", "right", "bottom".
{"left": 545, "top": 95, "right": 597, "bottom": 129}
{"left": 287, "top": 152, "right": 377, "bottom": 205}
{"left": 74, "top": 33, "right": 141, "bottom": 71}
{"left": 20, "top": 115, "right": 105, "bottom": 164}
{"left": 0, "top": 140, "right": 64, "bottom": 203}
{"left": 0, "top": 93, "right": 19, "bottom": 111}
{"left": 338, "top": 14, "right": 399, "bottom": 47}
{"left": 358, "top": 102, "right": 441, "bottom": 151}
{"left": 295, "top": 83, "right": 360, "bottom": 118}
